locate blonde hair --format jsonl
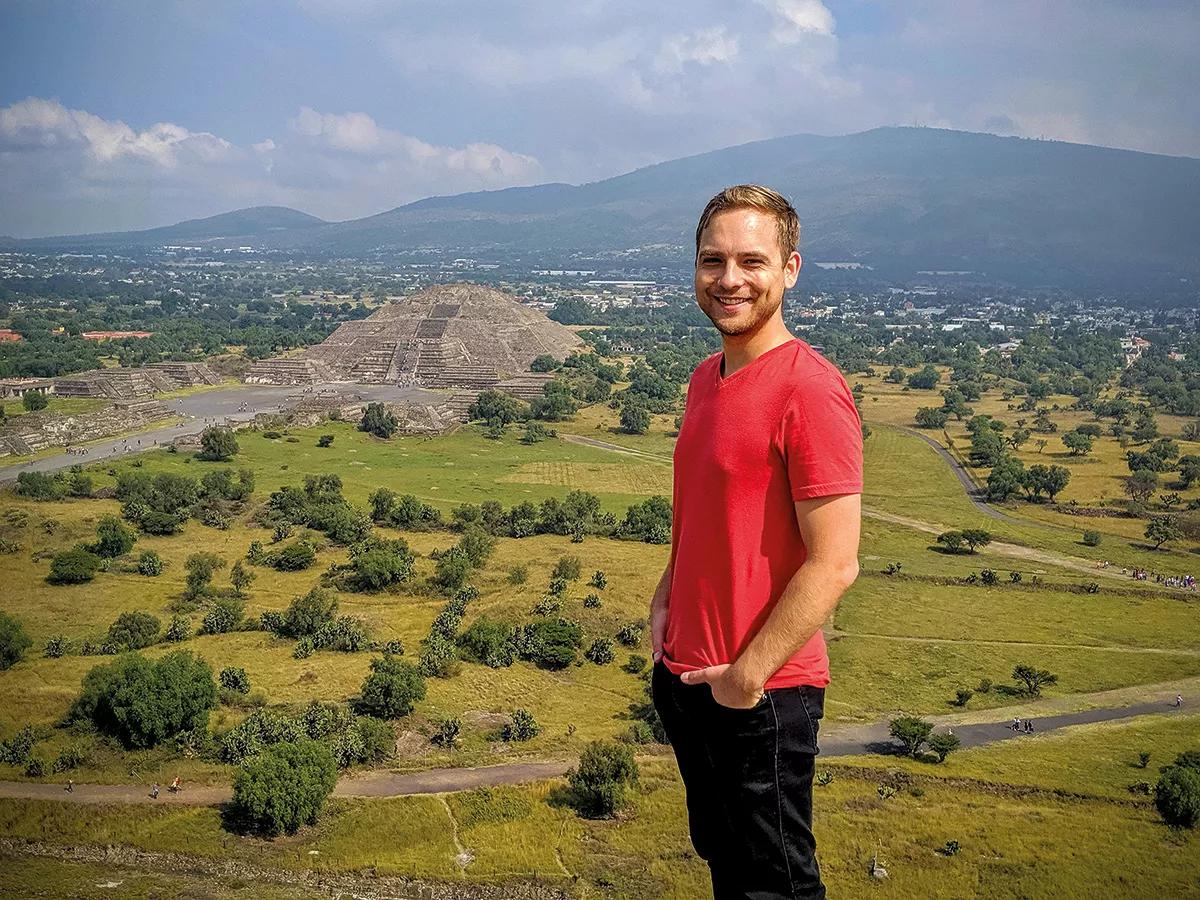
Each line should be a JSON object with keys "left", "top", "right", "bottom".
{"left": 695, "top": 184, "right": 800, "bottom": 265}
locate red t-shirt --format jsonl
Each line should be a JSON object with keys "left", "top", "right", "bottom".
{"left": 663, "top": 337, "right": 863, "bottom": 690}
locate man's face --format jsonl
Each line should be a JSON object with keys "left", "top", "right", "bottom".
{"left": 694, "top": 208, "right": 800, "bottom": 338}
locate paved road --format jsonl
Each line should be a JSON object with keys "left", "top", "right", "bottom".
{"left": 0, "top": 381, "right": 440, "bottom": 484}
{"left": 896, "top": 425, "right": 1021, "bottom": 523}
{"left": 0, "top": 702, "right": 1184, "bottom": 806}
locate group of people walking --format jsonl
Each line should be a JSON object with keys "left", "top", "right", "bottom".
{"left": 1120, "top": 567, "right": 1196, "bottom": 590}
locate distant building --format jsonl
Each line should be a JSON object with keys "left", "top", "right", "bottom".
{"left": 81, "top": 330, "right": 154, "bottom": 341}
{"left": 0, "top": 329, "right": 21, "bottom": 342}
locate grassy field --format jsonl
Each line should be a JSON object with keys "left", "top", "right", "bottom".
{"left": 0, "top": 396, "right": 111, "bottom": 420}
{"left": 1, "top": 755, "right": 1196, "bottom": 898}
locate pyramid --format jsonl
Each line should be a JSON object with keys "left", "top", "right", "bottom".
{"left": 246, "top": 283, "right": 583, "bottom": 391}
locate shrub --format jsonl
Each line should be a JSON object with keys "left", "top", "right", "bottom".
{"left": 418, "top": 631, "right": 460, "bottom": 678}
{"left": 271, "top": 540, "right": 317, "bottom": 571}
{"left": 24, "top": 756, "right": 46, "bottom": 777}
{"left": 980, "top": 568, "right": 999, "bottom": 586}
{"left": 889, "top": 716, "right": 933, "bottom": 757}
{"left": 585, "top": 637, "right": 615, "bottom": 665}
{"left": 458, "top": 617, "right": 516, "bottom": 668}
{"left": 616, "top": 622, "right": 644, "bottom": 647}
{"left": 0, "top": 725, "right": 36, "bottom": 765}
{"left": 293, "top": 637, "right": 315, "bottom": 659}
{"left": 503, "top": 708, "right": 540, "bottom": 742}
{"left": 313, "top": 615, "right": 371, "bottom": 653}
{"left": 137, "top": 550, "right": 164, "bottom": 576}
{"left": 48, "top": 547, "right": 101, "bottom": 584}
{"left": 356, "top": 655, "right": 425, "bottom": 719}
{"left": 1082, "top": 530, "right": 1102, "bottom": 547}
{"left": 68, "top": 650, "right": 217, "bottom": 749}
{"left": 583, "top": 593, "right": 602, "bottom": 609}
{"left": 184, "top": 552, "right": 225, "bottom": 600}
{"left": 89, "top": 515, "right": 137, "bottom": 558}
{"left": 552, "top": 555, "right": 582, "bottom": 582}
{"left": 230, "top": 739, "right": 338, "bottom": 836}
{"left": 106, "top": 611, "right": 161, "bottom": 651}
{"left": 201, "top": 597, "right": 245, "bottom": 635}
{"left": 953, "top": 688, "right": 973, "bottom": 707}
{"left": 0, "top": 611, "right": 33, "bottom": 669}
{"left": 53, "top": 745, "right": 87, "bottom": 773}
{"left": 927, "top": 732, "right": 961, "bottom": 762}
{"left": 198, "top": 426, "right": 239, "bottom": 461}
{"left": 16, "top": 471, "right": 63, "bottom": 501}
{"left": 164, "top": 615, "right": 191, "bottom": 643}
{"left": 317, "top": 434, "right": 334, "bottom": 448}
{"left": 507, "top": 565, "right": 528, "bottom": 585}
{"left": 589, "top": 570, "right": 607, "bottom": 589}
{"left": 283, "top": 587, "right": 338, "bottom": 637}
{"left": 44, "top": 634, "right": 70, "bottom": 658}
{"left": 619, "top": 403, "right": 651, "bottom": 435}
{"left": 566, "top": 740, "right": 639, "bottom": 818}
{"left": 621, "top": 721, "right": 656, "bottom": 745}
{"left": 359, "top": 402, "right": 397, "bottom": 439}
{"left": 1154, "top": 764, "right": 1200, "bottom": 828}
{"left": 433, "top": 717, "right": 462, "bottom": 748}
{"left": 1012, "top": 664, "right": 1058, "bottom": 697}
{"left": 517, "top": 618, "right": 583, "bottom": 670}
{"left": 623, "top": 654, "right": 648, "bottom": 675}
{"left": 220, "top": 666, "right": 251, "bottom": 694}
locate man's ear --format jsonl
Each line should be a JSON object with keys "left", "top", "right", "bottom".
{"left": 784, "top": 251, "right": 801, "bottom": 288}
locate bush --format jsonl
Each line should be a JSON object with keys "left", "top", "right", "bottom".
{"left": 282, "top": 586, "right": 338, "bottom": 637}
{"left": 503, "top": 708, "right": 540, "bottom": 742}
{"left": 507, "top": 565, "right": 528, "bottom": 585}
{"left": 137, "top": 550, "right": 164, "bottom": 576}
{"left": 619, "top": 403, "right": 651, "bottom": 435}
{"left": 552, "top": 555, "right": 582, "bottom": 582}
{"left": 89, "top": 515, "right": 137, "bottom": 558}
{"left": 356, "top": 655, "right": 425, "bottom": 719}
{"left": 106, "top": 611, "right": 161, "bottom": 651}
{"left": 198, "top": 426, "right": 239, "bottom": 461}
{"left": 0, "top": 725, "right": 36, "bottom": 765}
{"left": 271, "top": 540, "right": 317, "bottom": 571}
{"left": 317, "top": 434, "right": 334, "bottom": 448}
{"left": 589, "top": 570, "right": 607, "bottom": 589}
{"left": 48, "top": 547, "right": 101, "bottom": 584}
{"left": 517, "top": 618, "right": 583, "bottom": 670}
{"left": 1082, "top": 530, "right": 1102, "bottom": 547}
{"left": 220, "top": 666, "right": 251, "bottom": 694}
{"left": 16, "top": 470, "right": 63, "bottom": 501}
{"left": 293, "top": 637, "right": 315, "bottom": 659}
{"left": 417, "top": 631, "right": 461, "bottom": 678}
{"left": 616, "top": 622, "right": 644, "bottom": 647}
{"left": 458, "top": 616, "right": 516, "bottom": 668}
{"left": 1154, "top": 764, "right": 1200, "bottom": 828}
{"left": 889, "top": 716, "right": 933, "bottom": 757}
{"left": 433, "top": 717, "right": 462, "bottom": 748}
{"left": 0, "top": 611, "right": 33, "bottom": 669}
{"left": 44, "top": 634, "right": 70, "bottom": 658}
{"left": 67, "top": 650, "right": 217, "bottom": 749}
{"left": 583, "top": 593, "right": 602, "bottom": 609}
{"left": 927, "top": 732, "right": 961, "bottom": 763}
{"left": 164, "top": 615, "right": 191, "bottom": 643}
{"left": 313, "top": 615, "right": 371, "bottom": 653}
{"left": 359, "top": 402, "right": 397, "bottom": 439}
{"left": 201, "top": 597, "right": 245, "bottom": 635}
{"left": 953, "top": 688, "right": 973, "bottom": 707}
{"left": 230, "top": 739, "right": 338, "bottom": 836}
{"left": 566, "top": 740, "right": 639, "bottom": 818}
{"left": 24, "top": 756, "right": 46, "bottom": 777}
{"left": 623, "top": 654, "right": 648, "bottom": 675}
{"left": 585, "top": 637, "right": 615, "bottom": 665}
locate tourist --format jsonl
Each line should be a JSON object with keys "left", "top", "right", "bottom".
{"left": 651, "top": 186, "right": 862, "bottom": 900}
{"left": 151, "top": 783, "right": 159, "bottom": 800}
{"left": 1012, "top": 717, "right": 1021, "bottom": 732}
{"left": 65, "top": 779, "right": 74, "bottom": 793}
{"left": 1176, "top": 694, "right": 1184, "bottom": 708}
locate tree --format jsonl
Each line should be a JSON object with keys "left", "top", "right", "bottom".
{"left": 106, "top": 611, "right": 161, "bottom": 650}
{"left": 619, "top": 403, "right": 651, "bottom": 435}
{"left": 467, "top": 390, "right": 527, "bottom": 425}
{"left": 230, "top": 560, "right": 255, "bottom": 596}
{"left": 530, "top": 354, "right": 560, "bottom": 373}
{"left": 359, "top": 402, "right": 398, "bottom": 438}
{"left": 1012, "top": 664, "right": 1058, "bottom": 697}
{"left": 987, "top": 454, "right": 1025, "bottom": 502}
{"left": 906, "top": 365, "right": 941, "bottom": 390}
{"left": 517, "top": 618, "right": 583, "bottom": 669}
{"left": 552, "top": 555, "right": 582, "bottom": 582}
{"left": 566, "top": 739, "right": 639, "bottom": 818}
{"left": 888, "top": 716, "right": 933, "bottom": 757}
{"left": 48, "top": 547, "right": 101, "bottom": 584}
{"left": 22, "top": 389, "right": 49, "bottom": 411}
{"left": 271, "top": 540, "right": 317, "bottom": 571}
{"left": 67, "top": 650, "right": 216, "bottom": 749}
{"left": 936, "top": 531, "right": 965, "bottom": 554}
{"left": 530, "top": 379, "right": 578, "bottom": 421}
{"left": 201, "top": 597, "right": 245, "bottom": 634}
{"left": 1178, "top": 455, "right": 1200, "bottom": 489}
{"left": 927, "top": 732, "right": 961, "bottom": 763}
{"left": 1154, "top": 764, "right": 1200, "bottom": 829}
{"left": 230, "top": 739, "right": 338, "bottom": 836}
{"left": 458, "top": 616, "right": 517, "bottom": 668}
{"left": 282, "top": 587, "right": 338, "bottom": 637}
{"left": 1124, "top": 469, "right": 1159, "bottom": 503}
{"left": 0, "top": 611, "right": 32, "bottom": 670}
{"left": 184, "top": 552, "right": 225, "bottom": 600}
{"left": 503, "top": 708, "right": 541, "bottom": 742}
{"left": 1145, "top": 515, "right": 1181, "bottom": 550}
{"left": 914, "top": 407, "right": 950, "bottom": 429}
{"left": 884, "top": 366, "right": 905, "bottom": 384}
{"left": 316, "top": 433, "right": 334, "bottom": 447}
{"left": 198, "top": 425, "right": 239, "bottom": 461}
{"left": 1061, "top": 431, "right": 1094, "bottom": 456}
{"left": 356, "top": 654, "right": 425, "bottom": 719}
{"left": 961, "top": 528, "right": 992, "bottom": 553}
{"left": 17, "top": 470, "right": 63, "bottom": 500}
{"left": 220, "top": 666, "right": 251, "bottom": 694}
{"left": 90, "top": 515, "right": 136, "bottom": 559}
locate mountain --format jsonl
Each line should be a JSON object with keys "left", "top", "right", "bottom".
{"left": 16, "top": 206, "right": 325, "bottom": 249}
{"left": 11, "top": 128, "right": 1200, "bottom": 285}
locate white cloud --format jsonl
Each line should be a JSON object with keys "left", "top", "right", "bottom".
{"left": 656, "top": 27, "right": 740, "bottom": 74}
{"left": 0, "top": 98, "right": 542, "bottom": 235}
{"left": 755, "top": 0, "right": 836, "bottom": 43}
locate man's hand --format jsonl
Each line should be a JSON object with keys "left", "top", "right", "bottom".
{"left": 650, "top": 595, "right": 669, "bottom": 662}
{"left": 680, "top": 664, "right": 765, "bottom": 709}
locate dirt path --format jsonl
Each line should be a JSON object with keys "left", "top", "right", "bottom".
{"left": 0, "top": 702, "right": 1187, "bottom": 807}
{"left": 557, "top": 432, "right": 671, "bottom": 462}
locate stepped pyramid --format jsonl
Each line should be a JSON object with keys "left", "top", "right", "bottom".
{"left": 246, "top": 283, "right": 583, "bottom": 389}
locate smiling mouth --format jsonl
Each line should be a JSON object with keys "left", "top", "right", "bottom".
{"left": 715, "top": 297, "right": 752, "bottom": 307}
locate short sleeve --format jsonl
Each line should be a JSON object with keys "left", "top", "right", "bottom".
{"left": 779, "top": 372, "right": 864, "bottom": 501}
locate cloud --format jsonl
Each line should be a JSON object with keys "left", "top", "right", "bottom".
{"left": 655, "top": 27, "right": 740, "bottom": 74}
{"left": 0, "top": 98, "right": 542, "bottom": 236}
{"left": 755, "top": 0, "right": 836, "bottom": 42}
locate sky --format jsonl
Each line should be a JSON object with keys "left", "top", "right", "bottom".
{"left": 1, "top": 0, "right": 1197, "bottom": 237}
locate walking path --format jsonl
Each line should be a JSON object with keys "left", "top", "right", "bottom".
{"left": 897, "top": 425, "right": 1020, "bottom": 523}
{"left": 0, "top": 701, "right": 1185, "bottom": 807}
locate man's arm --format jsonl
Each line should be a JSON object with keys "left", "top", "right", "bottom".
{"left": 649, "top": 561, "right": 672, "bottom": 663}
{"left": 680, "top": 492, "right": 861, "bottom": 706}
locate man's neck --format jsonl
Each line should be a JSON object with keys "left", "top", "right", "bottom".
{"left": 721, "top": 322, "right": 795, "bottom": 378}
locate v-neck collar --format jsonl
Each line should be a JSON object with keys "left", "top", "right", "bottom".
{"left": 717, "top": 338, "right": 798, "bottom": 387}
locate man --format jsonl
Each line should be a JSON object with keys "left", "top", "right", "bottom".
{"left": 650, "top": 184, "right": 862, "bottom": 899}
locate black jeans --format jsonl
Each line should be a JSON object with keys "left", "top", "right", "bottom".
{"left": 652, "top": 661, "right": 825, "bottom": 900}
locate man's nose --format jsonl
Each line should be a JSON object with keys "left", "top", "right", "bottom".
{"left": 718, "top": 262, "right": 743, "bottom": 288}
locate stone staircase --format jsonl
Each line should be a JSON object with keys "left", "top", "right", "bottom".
{"left": 245, "top": 358, "right": 337, "bottom": 385}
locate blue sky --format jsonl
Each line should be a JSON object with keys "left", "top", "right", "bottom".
{"left": 1, "top": 0, "right": 1196, "bottom": 236}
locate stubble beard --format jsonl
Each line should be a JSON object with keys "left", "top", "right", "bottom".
{"left": 703, "top": 291, "right": 784, "bottom": 338}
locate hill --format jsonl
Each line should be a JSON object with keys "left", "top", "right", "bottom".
{"left": 11, "top": 128, "right": 1200, "bottom": 285}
